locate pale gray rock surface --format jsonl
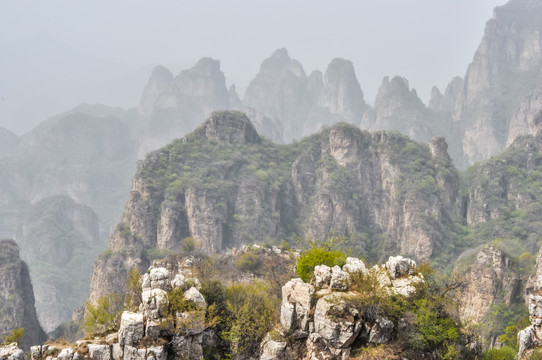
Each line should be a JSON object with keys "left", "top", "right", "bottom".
{"left": 118, "top": 312, "right": 144, "bottom": 347}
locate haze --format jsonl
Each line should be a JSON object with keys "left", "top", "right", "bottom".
{"left": 0, "top": 0, "right": 505, "bottom": 135}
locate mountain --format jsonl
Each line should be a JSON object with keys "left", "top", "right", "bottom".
{"left": 436, "top": 0, "right": 542, "bottom": 168}
{"left": 0, "top": 239, "right": 45, "bottom": 350}
{"left": 243, "top": 49, "right": 367, "bottom": 143}
{"left": 88, "top": 111, "right": 459, "bottom": 302}
{"left": 16, "top": 195, "right": 101, "bottom": 333}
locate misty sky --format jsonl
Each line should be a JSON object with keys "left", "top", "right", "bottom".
{"left": 1, "top": 0, "right": 505, "bottom": 134}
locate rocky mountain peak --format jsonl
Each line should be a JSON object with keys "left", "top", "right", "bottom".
{"left": 194, "top": 111, "right": 260, "bottom": 144}
{"left": 319, "top": 58, "right": 365, "bottom": 121}
{"left": 429, "top": 136, "right": 451, "bottom": 161}
{"left": 137, "top": 65, "right": 174, "bottom": 116}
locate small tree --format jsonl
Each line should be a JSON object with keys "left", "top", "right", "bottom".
{"left": 124, "top": 267, "right": 142, "bottom": 311}
{"left": 2, "top": 328, "right": 23, "bottom": 345}
{"left": 84, "top": 294, "right": 122, "bottom": 336}
{"left": 295, "top": 247, "right": 347, "bottom": 282}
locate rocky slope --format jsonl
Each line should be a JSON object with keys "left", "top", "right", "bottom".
{"left": 0, "top": 239, "right": 46, "bottom": 350}
{"left": 88, "top": 110, "right": 459, "bottom": 302}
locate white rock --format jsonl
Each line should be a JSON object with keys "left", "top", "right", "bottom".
{"left": 146, "top": 346, "right": 166, "bottom": 360}
{"left": 385, "top": 256, "right": 416, "bottom": 279}
{"left": 112, "top": 344, "right": 123, "bottom": 360}
{"left": 314, "top": 265, "right": 332, "bottom": 288}
{"left": 368, "top": 318, "right": 394, "bottom": 344}
{"left": 280, "top": 278, "right": 315, "bottom": 331}
{"left": 171, "top": 274, "right": 187, "bottom": 289}
{"left": 0, "top": 343, "right": 24, "bottom": 360}
{"left": 330, "top": 265, "right": 349, "bottom": 291}
{"left": 57, "top": 348, "right": 74, "bottom": 360}
{"left": 30, "top": 345, "right": 43, "bottom": 360}
{"left": 343, "top": 257, "right": 367, "bottom": 274}
{"left": 118, "top": 311, "right": 144, "bottom": 346}
{"left": 149, "top": 267, "right": 170, "bottom": 290}
{"left": 313, "top": 293, "right": 361, "bottom": 348}
{"left": 170, "top": 335, "right": 204, "bottom": 360}
{"left": 141, "top": 288, "right": 169, "bottom": 318}
{"left": 260, "top": 334, "right": 287, "bottom": 360}
{"left": 87, "top": 344, "right": 111, "bottom": 360}
{"left": 184, "top": 287, "right": 207, "bottom": 310}
{"left": 391, "top": 275, "right": 423, "bottom": 296}
{"left": 518, "top": 325, "right": 535, "bottom": 359}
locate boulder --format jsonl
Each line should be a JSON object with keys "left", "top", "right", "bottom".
{"left": 146, "top": 346, "right": 166, "bottom": 360}
{"left": 87, "top": 344, "right": 111, "bottom": 360}
{"left": 518, "top": 326, "right": 535, "bottom": 359}
{"left": 314, "top": 265, "right": 332, "bottom": 288}
{"left": 118, "top": 311, "right": 144, "bottom": 346}
{"left": 313, "top": 293, "right": 362, "bottom": 348}
{"left": 170, "top": 334, "right": 204, "bottom": 360}
{"left": 141, "top": 288, "right": 168, "bottom": 319}
{"left": 391, "top": 275, "right": 423, "bottom": 296}
{"left": 280, "top": 278, "right": 315, "bottom": 331}
{"left": 330, "top": 265, "right": 349, "bottom": 291}
{"left": 0, "top": 343, "right": 24, "bottom": 360}
{"left": 171, "top": 274, "right": 187, "bottom": 289}
{"left": 57, "top": 348, "right": 75, "bottom": 360}
{"left": 260, "top": 334, "right": 287, "bottom": 360}
{"left": 149, "top": 268, "right": 170, "bottom": 291}
{"left": 184, "top": 287, "right": 207, "bottom": 310}
{"left": 343, "top": 257, "right": 367, "bottom": 274}
{"left": 112, "top": 343, "right": 123, "bottom": 360}
{"left": 385, "top": 256, "right": 416, "bottom": 279}
{"left": 368, "top": 317, "right": 394, "bottom": 344}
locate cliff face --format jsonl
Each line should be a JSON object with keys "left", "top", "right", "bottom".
{"left": 0, "top": 239, "right": 45, "bottom": 350}
{"left": 455, "top": 245, "right": 520, "bottom": 325}
{"left": 441, "top": 0, "right": 542, "bottom": 167}
{"left": 15, "top": 195, "right": 101, "bottom": 333}
{"left": 88, "top": 111, "right": 458, "bottom": 302}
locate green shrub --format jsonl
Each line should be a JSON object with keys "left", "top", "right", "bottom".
{"left": 222, "top": 282, "right": 277, "bottom": 357}
{"left": 124, "top": 267, "right": 142, "bottom": 311}
{"left": 2, "top": 328, "right": 23, "bottom": 345}
{"left": 145, "top": 247, "right": 172, "bottom": 260}
{"left": 84, "top": 294, "right": 122, "bottom": 335}
{"left": 295, "top": 247, "right": 347, "bottom": 282}
{"left": 236, "top": 251, "right": 262, "bottom": 274}
{"left": 480, "top": 346, "right": 517, "bottom": 360}
{"left": 116, "top": 222, "right": 131, "bottom": 240}
{"left": 180, "top": 236, "right": 198, "bottom": 252}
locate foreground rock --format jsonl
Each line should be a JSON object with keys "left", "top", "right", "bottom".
{"left": 261, "top": 256, "right": 424, "bottom": 359}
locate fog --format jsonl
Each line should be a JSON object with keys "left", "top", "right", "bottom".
{"left": 0, "top": 0, "right": 505, "bottom": 134}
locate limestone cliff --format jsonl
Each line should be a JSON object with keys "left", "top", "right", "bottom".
{"left": 15, "top": 195, "right": 101, "bottom": 333}
{"left": 455, "top": 245, "right": 520, "bottom": 327}
{"left": 88, "top": 111, "right": 458, "bottom": 302}
{"left": 0, "top": 239, "right": 46, "bottom": 350}
{"left": 442, "top": 0, "right": 542, "bottom": 167}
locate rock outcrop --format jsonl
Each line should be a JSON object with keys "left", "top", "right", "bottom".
{"left": 518, "top": 278, "right": 542, "bottom": 358}
{"left": 0, "top": 239, "right": 46, "bottom": 350}
{"left": 88, "top": 111, "right": 458, "bottom": 301}
{"left": 33, "top": 266, "right": 214, "bottom": 360}
{"left": 261, "top": 256, "right": 423, "bottom": 359}
{"left": 455, "top": 245, "right": 520, "bottom": 325}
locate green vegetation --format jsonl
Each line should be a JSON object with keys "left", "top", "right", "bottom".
{"left": 296, "top": 247, "right": 347, "bottom": 282}
{"left": 221, "top": 282, "right": 277, "bottom": 357}
{"left": 83, "top": 294, "right": 123, "bottom": 336}
{"left": 235, "top": 251, "right": 262, "bottom": 274}
{"left": 124, "top": 267, "right": 142, "bottom": 312}
{"left": 1, "top": 328, "right": 24, "bottom": 345}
